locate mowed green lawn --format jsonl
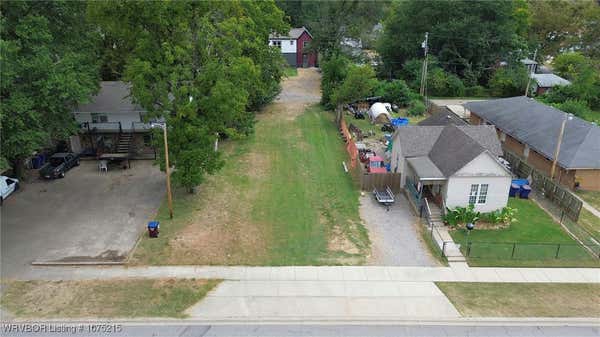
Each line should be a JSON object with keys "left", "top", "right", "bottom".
{"left": 437, "top": 282, "right": 600, "bottom": 317}
{"left": 131, "top": 104, "right": 369, "bottom": 265}
{"left": 1, "top": 279, "right": 219, "bottom": 318}
{"left": 253, "top": 105, "right": 369, "bottom": 264}
{"left": 450, "top": 198, "right": 599, "bottom": 267}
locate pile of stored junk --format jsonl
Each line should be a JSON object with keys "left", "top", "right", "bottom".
{"left": 345, "top": 98, "right": 410, "bottom": 174}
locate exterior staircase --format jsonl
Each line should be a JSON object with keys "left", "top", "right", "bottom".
{"left": 116, "top": 133, "right": 133, "bottom": 154}
{"left": 428, "top": 203, "right": 443, "bottom": 223}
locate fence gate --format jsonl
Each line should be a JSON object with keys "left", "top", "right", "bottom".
{"left": 360, "top": 173, "right": 401, "bottom": 193}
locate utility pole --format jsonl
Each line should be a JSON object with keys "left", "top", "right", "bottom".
{"left": 524, "top": 48, "right": 537, "bottom": 97}
{"left": 419, "top": 32, "right": 429, "bottom": 96}
{"left": 550, "top": 113, "right": 572, "bottom": 181}
{"left": 162, "top": 125, "right": 173, "bottom": 219}
{"left": 152, "top": 122, "right": 174, "bottom": 219}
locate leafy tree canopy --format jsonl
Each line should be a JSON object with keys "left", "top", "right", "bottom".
{"left": 527, "top": 0, "right": 600, "bottom": 60}
{"left": 379, "top": 0, "right": 526, "bottom": 85}
{"left": 276, "top": 0, "right": 389, "bottom": 58}
{"left": 489, "top": 63, "right": 529, "bottom": 97}
{"left": 89, "top": 0, "right": 288, "bottom": 190}
{"left": 331, "top": 64, "right": 377, "bottom": 106}
{"left": 1, "top": 1, "right": 100, "bottom": 177}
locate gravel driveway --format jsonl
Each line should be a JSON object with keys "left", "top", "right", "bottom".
{"left": 360, "top": 193, "right": 438, "bottom": 266}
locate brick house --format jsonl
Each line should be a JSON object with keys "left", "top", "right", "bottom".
{"left": 466, "top": 96, "right": 600, "bottom": 191}
{"left": 269, "top": 27, "right": 317, "bottom": 68}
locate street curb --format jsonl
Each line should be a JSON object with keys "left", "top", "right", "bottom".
{"left": 2, "top": 317, "right": 599, "bottom": 326}
{"left": 30, "top": 261, "right": 125, "bottom": 266}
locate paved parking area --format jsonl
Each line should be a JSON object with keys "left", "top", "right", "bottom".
{"left": 361, "top": 193, "right": 438, "bottom": 266}
{"left": 1, "top": 160, "right": 164, "bottom": 278}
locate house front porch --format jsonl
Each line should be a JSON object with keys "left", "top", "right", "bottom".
{"left": 404, "top": 156, "right": 447, "bottom": 217}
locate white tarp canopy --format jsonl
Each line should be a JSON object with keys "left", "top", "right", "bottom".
{"left": 368, "top": 102, "right": 392, "bottom": 124}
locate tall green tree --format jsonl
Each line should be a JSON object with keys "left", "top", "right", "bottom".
{"left": 276, "top": 0, "right": 389, "bottom": 58}
{"left": 89, "top": 1, "right": 288, "bottom": 191}
{"left": 527, "top": 0, "right": 600, "bottom": 60}
{"left": 379, "top": 0, "right": 525, "bottom": 85}
{"left": 331, "top": 64, "right": 377, "bottom": 106}
{"left": 1, "top": 1, "right": 100, "bottom": 177}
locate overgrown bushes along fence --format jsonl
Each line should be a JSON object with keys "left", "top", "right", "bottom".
{"left": 503, "top": 151, "right": 582, "bottom": 221}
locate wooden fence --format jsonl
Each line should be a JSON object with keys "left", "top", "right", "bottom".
{"left": 504, "top": 151, "right": 582, "bottom": 221}
{"left": 360, "top": 172, "right": 402, "bottom": 193}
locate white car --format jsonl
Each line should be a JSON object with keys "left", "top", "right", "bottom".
{"left": 0, "top": 175, "right": 19, "bottom": 205}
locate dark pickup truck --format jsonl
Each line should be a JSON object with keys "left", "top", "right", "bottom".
{"left": 39, "top": 153, "right": 80, "bottom": 179}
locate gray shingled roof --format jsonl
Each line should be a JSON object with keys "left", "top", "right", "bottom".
{"left": 407, "top": 156, "right": 445, "bottom": 180}
{"left": 74, "top": 81, "right": 144, "bottom": 114}
{"left": 393, "top": 125, "right": 502, "bottom": 157}
{"left": 394, "top": 124, "right": 503, "bottom": 178}
{"left": 418, "top": 110, "right": 467, "bottom": 126}
{"left": 531, "top": 73, "right": 571, "bottom": 88}
{"left": 269, "top": 27, "right": 311, "bottom": 40}
{"left": 465, "top": 96, "right": 600, "bottom": 169}
{"left": 429, "top": 125, "right": 486, "bottom": 177}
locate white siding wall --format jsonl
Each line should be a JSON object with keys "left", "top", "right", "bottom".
{"left": 444, "top": 153, "right": 511, "bottom": 212}
{"left": 269, "top": 39, "right": 296, "bottom": 53}
{"left": 390, "top": 139, "right": 407, "bottom": 186}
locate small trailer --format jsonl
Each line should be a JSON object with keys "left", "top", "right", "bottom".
{"left": 373, "top": 186, "right": 395, "bottom": 211}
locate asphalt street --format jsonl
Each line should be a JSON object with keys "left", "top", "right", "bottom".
{"left": 1, "top": 323, "right": 599, "bottom": 337}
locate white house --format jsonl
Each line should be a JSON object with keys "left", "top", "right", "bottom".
{"left": 72, "top": 81, "right": 155, "bottom": 158}
{"left": 391, "top": 124, "right": 511, "bottom": 213}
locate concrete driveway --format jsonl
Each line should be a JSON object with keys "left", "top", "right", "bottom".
{"left": 361, "top": 193, "right": 438, "bottom": 266}
{"left": 1, "top": 160, "right": 164, "bottom": 278}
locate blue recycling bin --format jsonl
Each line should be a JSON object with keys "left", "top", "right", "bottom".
{"left": 509, "top": 183, "right": 520, "bottom": 197}
{"left": 31, "top": 156, "right": 42, "bottom": 169}
{"left": 148, "top": 221, "right": 160, "bottom": 238}
{"left": 520, "top": 185, "right": 531, "bottom": 199}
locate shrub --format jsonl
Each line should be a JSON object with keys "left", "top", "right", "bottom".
{"left": 407, "top": 99, "right": 426, "bottom": 116}
{"left": 443, "top": 204, "right": 480, "bottom": 228}
{"left": 465, "top": 85, "right": 488, "bottom": 97}
{"left": 373, "top": 79, "right": 412, "bottom": 107}
{"left": 480, "top": 206, "right": 518, "bottom": 225}
{"left": 556, "top": 99, "right": 592, "bottom": 119}
{"left": 489, "top": 64, "right": 529, "bottom": 97}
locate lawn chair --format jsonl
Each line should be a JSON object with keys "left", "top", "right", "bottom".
{"left": 98, "top": 160, "right": 108, "bottom": 173}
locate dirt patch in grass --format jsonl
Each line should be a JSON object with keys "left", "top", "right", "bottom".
{"left": 167, "top": 148, "right": 271, "bottom": 265}
{"left": 436, "top": 282, "right": 600, "bottom": 317}
{"left": 1, "top": 279, "right": 220, "bottom": 319}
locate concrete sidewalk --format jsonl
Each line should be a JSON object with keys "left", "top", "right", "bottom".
{"left": 186, "top": 280, "right": 460, "bottom": 320}
{"left": 8, "top": 265, "right": 600, "bottom": 283}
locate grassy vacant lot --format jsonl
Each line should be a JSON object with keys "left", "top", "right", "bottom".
{"left": 450, "top": 198, "right": 599, "bottom": 267}
{"left": 1, "top": 279, "right": 219, "bottom": 318}
{"left": 131, "top": 104, "right": 369, "bottom": 265}
{"left": 437, "top": 282, "right": 600, "bottom": 317}
{"left": 283, "top": 67, "right": 298, "bottom": 77}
